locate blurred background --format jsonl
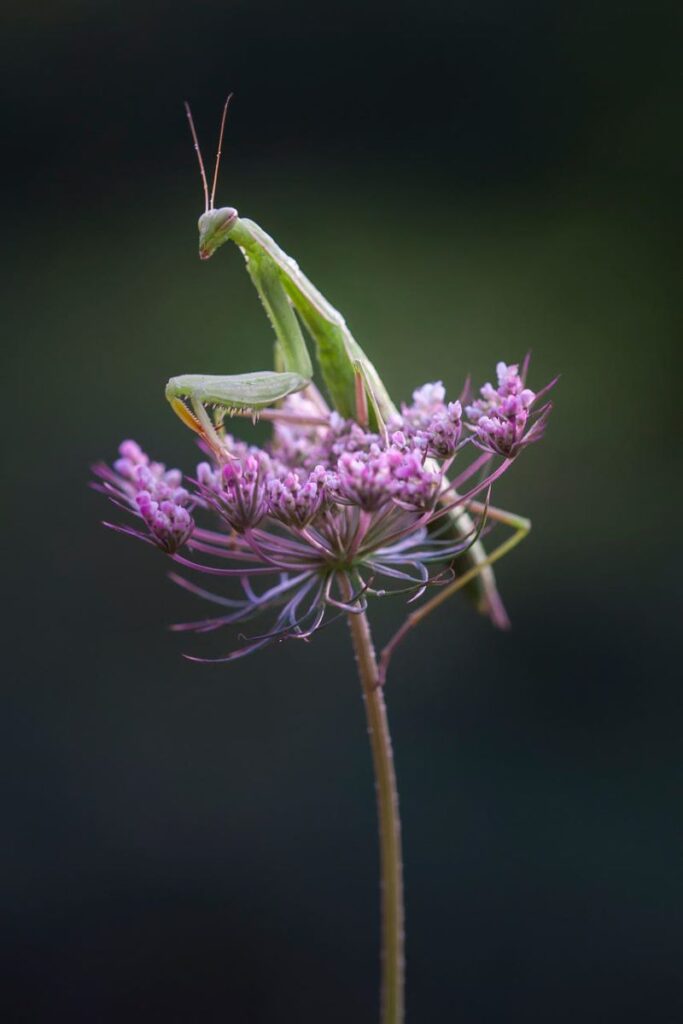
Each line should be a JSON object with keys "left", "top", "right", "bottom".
{"left": 1, "top": 2, "right": 681, "bottom": 1021}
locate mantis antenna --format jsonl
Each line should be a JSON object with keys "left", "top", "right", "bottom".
{"left": 184, "top": 100, "right": 210, "bottom": 213}
{"left": 210, "top": 94, "right": 233, "bottom": 210}
{"left": 184, "top": 96, "right": 234, "bottom": 213}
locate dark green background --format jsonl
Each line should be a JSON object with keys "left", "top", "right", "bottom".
{"left": 2, "top": 2, "right": 680, "bottom": 1021}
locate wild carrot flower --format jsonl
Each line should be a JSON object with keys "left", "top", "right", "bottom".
{"left": 465, "top": 358, "right": 554, "bottom": 458}
{"left": 92, "top": 360, "right": 554, "bottom": 663}
{"left": 92, "top": 439, "right": 194, "bottom": 553}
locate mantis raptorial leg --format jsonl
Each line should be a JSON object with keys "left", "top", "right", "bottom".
{"left": 167, "top": 100, "right": 524, "bottom": 629}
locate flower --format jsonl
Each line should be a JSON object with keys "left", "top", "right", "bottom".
{"left": 92, "top": 440, "right": 194, "bottom": 553}
{"left": 397, "top": 382, "right": 463, "bottom": 459}
{"left": 200, "top": 454, "right": 270, "bottom": 532}
{"left": 267, "top": 466, "right": 330, "bottom": 528}
{"left": 93, "top": 361, "right": 553, "bottom": 661}
{"left": 464, "top": 359, "right": 554, "bottom": 458}
{"left": 334, "top": 443, "right": 440, "bottom": 511}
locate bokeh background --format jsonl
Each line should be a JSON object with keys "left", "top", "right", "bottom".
{"left": 2, "top": 2, "right": 681, "bottom": 1021}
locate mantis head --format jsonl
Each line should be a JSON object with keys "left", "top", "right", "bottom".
{"left": 185, "top": 97, "right": 238, "bottom": 259}
{"left": 198, "top": 207, "right": 238, "bottom": 259}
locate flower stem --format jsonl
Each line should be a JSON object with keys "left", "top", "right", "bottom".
{"left": 345, "top": 589, "right": 405, "bottom": 1024}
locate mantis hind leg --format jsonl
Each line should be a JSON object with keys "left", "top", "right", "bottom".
{"left": 352, "top": 359, "right": 389, "bottom": 435}
{"left": 377, "top": 503, "right": 532, "bottom": 685}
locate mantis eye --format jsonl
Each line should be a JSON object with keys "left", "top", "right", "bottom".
{"left": 200, "top": 206, "right": 238, "bottom": 230}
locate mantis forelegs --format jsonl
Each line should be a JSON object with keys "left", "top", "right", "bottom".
{"left": 166, "top": 248, "right": 314, "bottom": 447}
{"left": 377, "top": 504, "right": 532, "bottom": 685}
{"left": 243, "top": 249, "right": 313, "bottom": 383}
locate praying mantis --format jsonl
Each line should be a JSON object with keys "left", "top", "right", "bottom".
{"left": 167, "top": 99, "right": 531, "bottom": 671}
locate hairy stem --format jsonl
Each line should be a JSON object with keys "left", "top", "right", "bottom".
{"left": 343, "top": 581, "right": 405, "bottom": 1024}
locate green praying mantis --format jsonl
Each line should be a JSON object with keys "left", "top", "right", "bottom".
{"left": 166, "top": 99, "right": 531, "bottom": 674}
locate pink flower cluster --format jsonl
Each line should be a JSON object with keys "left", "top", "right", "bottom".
{"left": 465, "top": 361, "right": 552, "bottom": 457}
{"left": 93, "top": 359, "right": 554, "bottom": 660}
{"left": 100, "top": 439, "right": 194, "bottom": 553}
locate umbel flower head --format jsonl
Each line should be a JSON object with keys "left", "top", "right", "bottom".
{"left": 92, "top": 359, "right": 554, "bottom": 662}
{"left": 465, "top": 356, "right": 553, "bottom": 457}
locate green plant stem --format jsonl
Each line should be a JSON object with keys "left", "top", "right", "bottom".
{"left": 344, "top": 586, "right": 405, "bottom": 1024}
